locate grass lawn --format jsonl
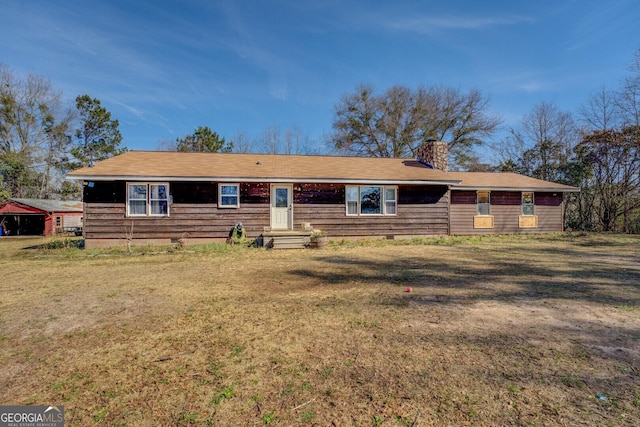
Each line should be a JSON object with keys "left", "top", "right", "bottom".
{"left": 0, "top": 233, "right": 639, "bottom": 426}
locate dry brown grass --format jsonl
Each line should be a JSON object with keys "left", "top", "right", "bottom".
{"left": 1, "top": 233, "right": 639, "bottom": 426}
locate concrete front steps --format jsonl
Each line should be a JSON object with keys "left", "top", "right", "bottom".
{"left": 262, "top": 230, "right": 312, "bottom": 249}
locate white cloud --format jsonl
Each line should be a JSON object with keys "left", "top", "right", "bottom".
{"left": 381, "top": 14, "right": 534, "bottom": 34}
{"left": 517, "top": 81, "right": 552, "bottom": 93}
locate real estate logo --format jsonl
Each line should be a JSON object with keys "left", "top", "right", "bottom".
{"left": 0, "top": 406, "right": 64, "bottom": 427}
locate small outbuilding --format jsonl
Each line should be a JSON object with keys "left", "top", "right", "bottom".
{"left": 0, "top": 198, "right": 83, "bottom": 236}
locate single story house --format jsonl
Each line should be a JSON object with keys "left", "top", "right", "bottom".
{"left": 67, "top": 141, "right": 578, "bottom": 248}
{"left": 0, "top": 198, "right": 83, "bottom": 236}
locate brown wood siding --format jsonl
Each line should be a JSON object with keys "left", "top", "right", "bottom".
{"left": 171, "top": 182, "right": 216, "bottom": 203}
{"left": 293, "top": 186, "right": 449, "bottom": 237}
{"left": 535, "top": 192, "right": 563, "bottom": 207}
{"left": 171, "top": 182, "right": 270, "bottom": 204}
{"left": 294, "top": 183, "right": 344, "bottom": 204}
{"left": 242, "top": 183, "right": 270, "bottom": 204}
{"left": 84, "top": 182, "right": 450, "bottom": 240}
{"left": 291, "top": 184, "right": 449, "bottom": 237}
{"left": 83, "top": 181, "right": 125, "bottom": 203}
{"left": 398, "top": 185, "right": 449, "bottom": 204}
{"left": 293, "top": 204, "right": 449, "bottom": 237}
{"left": 83, "top": 182, "right": 270, "bottom": 240}
{"left": 535, "top": 205, "right": 563, "bottom": 230}
{"left": 83, "top": 182, "right": 566, "bottom": 241}
{"left": 83, "top": 202, "right": 269, "bottom": 240}
{"left": 451, "top": 190, "right": 476, "bottom": 204}
{"left": 84, "top": 181, "right": 272, "bottom": 205}
{"left": 450, "top": 202, "right": 564, "bottom": 235}
{"left": 452, "top": 190, "right": 521, "bottom": 205}
{"left": 491, "top": 191, "right": 521, "bottom": 205}
{"left": 293, "top": 184, "right": 448, "bottom": 205}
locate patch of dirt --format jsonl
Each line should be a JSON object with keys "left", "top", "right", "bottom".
{"left": 445, "top": 299, "right": 640, "bottom": 363}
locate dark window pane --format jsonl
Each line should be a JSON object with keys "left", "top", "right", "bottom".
{"left": 360, "top": 186, "right": 381, "bottom": 214}
{"left": 276, "top": 188, "right": 288, "bottom": 207}
{"left": 221, "top": 185, "right": 238, "bottom": 195}
{"left": 221, "top": 196, "right": 238, "bottom": 206}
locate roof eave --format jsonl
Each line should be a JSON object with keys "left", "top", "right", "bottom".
{"left": 67, "top": 175, "right": 461, "bottom": 186}
{"left": 453, "top": 186, "right": 580, "bottom": 192}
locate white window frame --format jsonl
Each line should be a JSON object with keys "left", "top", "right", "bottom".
{"left": 346, "top": 186, "right": 358, "bottom": 215}
{"left": 477, "top": 191, "right": 490, "bottom": 216}
{"left": 385, "top": 187, "right": 397, "bottom": 215}
{"left": 345, "top": 185, "right": 398, "bottom": 216}
{"left": 218, "top": 183, "right": 240, "bottom": 208}
{"left": 127, "top": 182, "right": 170, "bottom": 217}
{"left": 522, "top": 191, "right": 535, "bottom": 216}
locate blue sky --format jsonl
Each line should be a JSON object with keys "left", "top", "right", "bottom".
{"left": 2, "top": 0, "right": 639, "bottom": 154}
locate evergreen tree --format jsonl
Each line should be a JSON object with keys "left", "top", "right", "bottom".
{"left": 71, "top": 95, "right": 125, "bottom": 168}
{"left": 176, "top": 126, "right": 232, "bottom": 153}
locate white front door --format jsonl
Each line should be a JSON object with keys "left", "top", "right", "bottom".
{"left": 270, "top": 184, "right": 293, "bottom": 230}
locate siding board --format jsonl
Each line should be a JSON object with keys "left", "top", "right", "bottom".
{"left": 83, "top": 181, "right": 125, "bottom": 203}
{"left": 451, "top": 191, "right": 476, "bottom": 204}
{"left": 450, "top": 201, "right": 563, "bottom": 235}
{"left": 171, "top": 182, "right": 216, "bottom": 203}
{"left": 491, "top": 191, "right": 521, "bottom": 205}
{"left": 398, "top": 185, "right": 449, "bottom": 204}
{"left": 295, "top": 183, "right": 344, "bottom": 204}
{"left": 84, "top": 202, "right": 269, "bottom": 240}
{"left": 294, "top": 197, "right": 449, "bottom": 237}
{"left": 535, "top": 192, "right": 563, "bottom": 207}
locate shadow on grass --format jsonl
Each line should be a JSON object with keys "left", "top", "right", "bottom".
{"left": 289, "top": 245, "right": 640, "bottom": 308}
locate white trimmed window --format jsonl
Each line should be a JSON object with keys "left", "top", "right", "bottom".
{"left": 522, "top": 192, "right": 534, "bottom": 215}
{"left": 219, "top": 183, "right": 240, "bottom": 208}
{"left": 127, "top": 183, "right": 170, "bottom": 217}
{"left": 346, "top": 186, "right": 358, "bottom": 215}
{"left": 477, "top": 191, "right": 490, "bottom": 216}
{"left": 345, "top": 185, "right": 397, "bottom": 216}
{"left": 385, "top": 187, "right": 397, "bottom": 215}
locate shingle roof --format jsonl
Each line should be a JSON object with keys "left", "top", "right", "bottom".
{"left": 67, "top": 151, "right": 459, "bottom": 184}
{"left": 67, "top": 151, "right": 578, "bottom": 191}
{"left": 9, "top": 198, "right": 83, "bottom": 212}
{"left": 445, "top": 172, "right": 578, "bottom": 191}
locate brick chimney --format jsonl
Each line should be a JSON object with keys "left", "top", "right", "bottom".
{"left": 416, "top": 139, "right": 449, "bottom": 171}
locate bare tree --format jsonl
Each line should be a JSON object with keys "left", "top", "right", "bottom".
{"left": 577, "top": 127, "right": 640, "bottom": 232}
{"left": 0, "top": 65, "right": 74, "bottom": 198}
{"left": 258, "top": 124, "right": 314, "bottom": 155}
{"left": 499, "top": 101, "right": 578, "bottom": 183}
{"left": 331, "top": 84, "right": 501, "bottom": 168}
{"left": 156, "top": 137, "right": 177, "bottom": 151}
{"left": 571, "top": 50, "right": 640, "bottom": 233}
{"left": 579, "top": 87, "right": 620, "bottom": 132}
{"left": 617, "top": 48, "right": 640, "bottom": 126}
{"left": 230, "top": 130, "right": 254, "bottom": 153}
{"left": 260, "top": 125, "right": 281, "bottom": 154}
